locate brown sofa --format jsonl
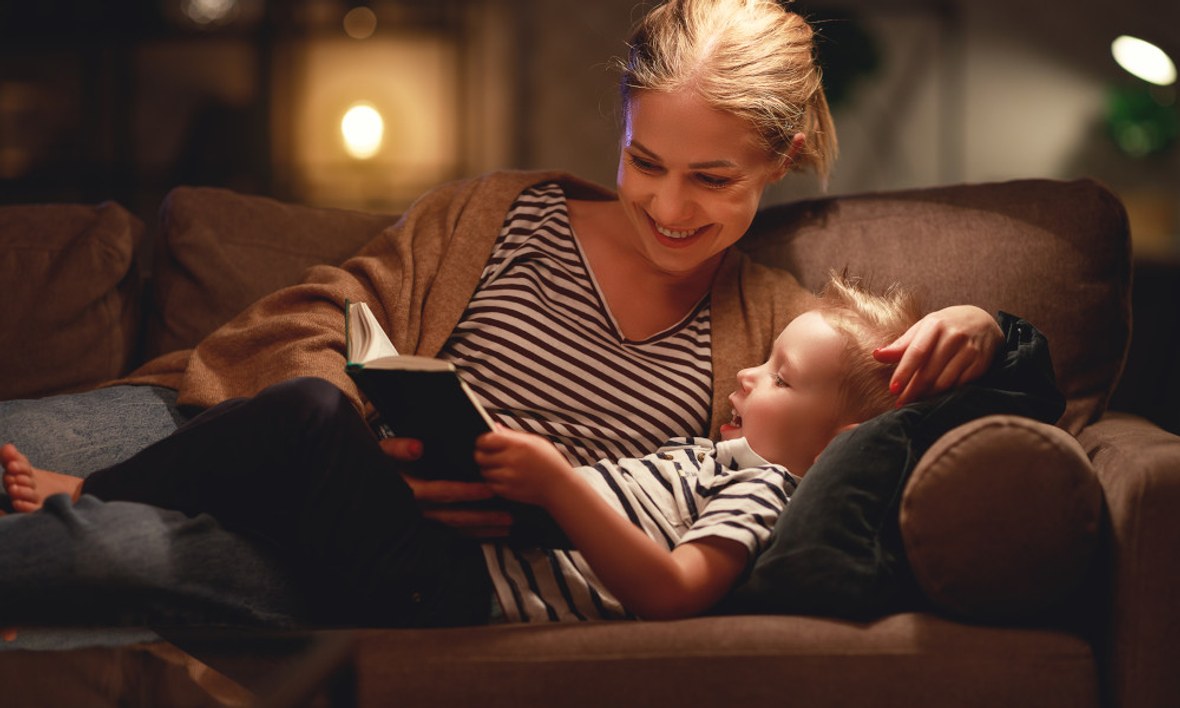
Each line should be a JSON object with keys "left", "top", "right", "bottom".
{"left": 1, "top": 177, "right": 1177, "bottom": 707}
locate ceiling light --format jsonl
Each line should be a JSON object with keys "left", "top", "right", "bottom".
{"left": 1111, "top": 35, "right": 1177, "bottom": 86}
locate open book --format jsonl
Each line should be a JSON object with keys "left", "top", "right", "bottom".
{"left": 345, "top": 301, "right": 570, "bottom": 547}
{"left": 346, "top": 301, "right": 494, "bottom": 483}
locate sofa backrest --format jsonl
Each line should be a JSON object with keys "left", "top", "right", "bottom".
{"left": 146, "top": 186, "right": 400, "bottom": 359}
{"left": 739, "top": 178, "right": 1132, "bottom": 434}
{"left": 0, "top": 178, "right": 1131, "bottom": 431}
{"left": 0, "top": 201, "right": 143, "bottom": 400}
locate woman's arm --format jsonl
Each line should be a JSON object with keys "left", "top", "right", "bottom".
{"left": 873, "top": 304, "right": 1004, "bottom": 406}
{"left": 474, "top": 429, "right": 749, "bottom": 619}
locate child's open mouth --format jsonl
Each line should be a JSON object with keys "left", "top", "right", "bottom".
{"left": 720, "top": 410, "right": 743, "bottom": 439}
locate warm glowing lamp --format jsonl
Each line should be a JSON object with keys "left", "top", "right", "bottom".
{"left": 1111, "top": 35, "right": 1177, "bottom": 86}
{"left": 341, "top": 102, "right": 384, "bottom": 160}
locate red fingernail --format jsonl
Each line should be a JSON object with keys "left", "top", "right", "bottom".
{"left": 409, "top": 440, "right": 423, "bottom": 457}
{"left": 889, "top": 381, "right": 901, "bottom": 394}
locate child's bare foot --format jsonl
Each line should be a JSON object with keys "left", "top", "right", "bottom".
{"left": 1, "top": 443, "right": 82, "bottom": 513}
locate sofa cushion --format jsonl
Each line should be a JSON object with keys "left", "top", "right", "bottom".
{"left": 0, "top": 201, "right": 143, "bottom": 399}
{"left": 901, "top": 415, "right": 1103, "bottom": 621}
{"left": 145, "top": 186, "right": 400, "bottom": 358}
{"left": 741, "top": 178, "right": 1131, "bottom": 435}
{"left": 337, "top": 614, "right": 1099, "bottom": 708}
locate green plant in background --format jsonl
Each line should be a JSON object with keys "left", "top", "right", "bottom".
{"left": 1107, "top": 84, "right": 1180, "bottom": 158}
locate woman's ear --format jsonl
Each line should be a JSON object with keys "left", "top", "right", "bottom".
{"left": 771, "top": 133, "right": 807, "bottom": 182}
{"left": 784, "top": 132, "right": 806, "bottom": 169}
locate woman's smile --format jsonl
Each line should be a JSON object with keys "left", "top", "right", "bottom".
{"left": 616, "top": 89, "right": 788, "bottom": 273}
{"left": 647, "top": 213, "right": 710, "bottom": 248}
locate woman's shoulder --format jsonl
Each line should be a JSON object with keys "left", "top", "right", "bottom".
{"left": 566, "top": 192, "right": 624, "bottom": 236}
{"left": 397, "top": 170, "right": 613, "bottom": 230}
{"left": 718, "top": 248, "right": 806, "bottom": 295}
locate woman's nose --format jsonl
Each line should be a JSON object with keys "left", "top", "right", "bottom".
{"left": 650, "top": 179, "right": 693, "bottom": 225}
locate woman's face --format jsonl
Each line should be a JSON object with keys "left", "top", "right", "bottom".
{"left": 616, "top": 89, "right": 787, "bottom": 277}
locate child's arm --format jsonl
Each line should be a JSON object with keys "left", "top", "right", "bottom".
{"left": 474, "top": 429, "right": 749, "bottom": 620}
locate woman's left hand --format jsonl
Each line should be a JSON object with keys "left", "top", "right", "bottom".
{"left": 872, "top": 305, "right": 1003, "bottom": 406}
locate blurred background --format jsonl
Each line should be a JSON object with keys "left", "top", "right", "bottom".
{"left": 1, "top": 0, "right": 1177, "bottom": 426}
{"left": 1, "top": 0, "right": 1177, "bottom": 247}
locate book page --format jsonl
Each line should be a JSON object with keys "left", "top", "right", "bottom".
{"left": 346, "top": 301, "right": 399, "bottom": 364}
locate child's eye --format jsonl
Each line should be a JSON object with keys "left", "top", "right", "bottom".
{"left": 774, "top": 374, "right": 789, "bottom": 388}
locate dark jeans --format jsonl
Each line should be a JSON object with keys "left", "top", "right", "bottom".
{"left": 1, "top": 378, "right": 491, "bottom": 629}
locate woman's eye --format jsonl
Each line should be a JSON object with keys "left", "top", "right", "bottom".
{"left": 627, "top": 155, "right": 660, "bottom": 173}
{"left": 696, "top": 173, "right": 732, "bottom": 189}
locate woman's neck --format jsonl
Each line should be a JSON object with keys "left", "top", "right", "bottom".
{"left": 568, "top": 198, "right": 722, "bottom": 341}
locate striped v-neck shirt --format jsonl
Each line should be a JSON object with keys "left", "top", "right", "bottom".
{"left": 439, "top": 182, "right": 713, "bottom": 466}
{"left": 437, "top": 182, "right": 726, "bottom": 622}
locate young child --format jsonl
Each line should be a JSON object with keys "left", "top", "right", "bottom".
{"left": 1, "top": 274, "right": 921, "bottom": 627}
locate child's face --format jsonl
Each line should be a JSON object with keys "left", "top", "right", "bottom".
{"left": 721, "top": 311, "right": 853, "bottom": 475}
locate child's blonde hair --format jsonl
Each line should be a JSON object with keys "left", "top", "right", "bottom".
{"left": 618, "top": 0, "right": 838, "bottom": 183}
{"left": 817, "top": 272, "right": 924, "bottom": 422}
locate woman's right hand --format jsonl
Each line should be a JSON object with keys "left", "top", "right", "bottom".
{"left": 378, "top": 437, "right": 514, "bottom": 538}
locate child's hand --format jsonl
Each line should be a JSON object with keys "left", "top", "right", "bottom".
{"left": 378, "top": 436, "right": 512, "bottom": 538}
{"left": 474, "top": 428, "right": 574, "bottom": 507}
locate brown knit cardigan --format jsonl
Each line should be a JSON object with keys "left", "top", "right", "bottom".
{"left": 125, "top": 170, "right": 815, "bottom": 438}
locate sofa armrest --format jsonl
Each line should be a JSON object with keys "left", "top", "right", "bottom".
{"left": 1077, "top": 412, "right": 1180, "bottom": 708}
{"left": 901, "top": 415, "right": 1102, "bottom": 622}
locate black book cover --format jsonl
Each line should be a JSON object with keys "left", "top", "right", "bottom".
{"left": 346, "top": 361, "right": 491, "bottom": 483}
{"left": 345, "top": 302, "right": 570, "bottom": 547}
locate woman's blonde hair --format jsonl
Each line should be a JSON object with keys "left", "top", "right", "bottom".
{"left": 619, "top": 0, "right": 838, "bottom": 183}
{"left": 817, "top": 272, "right": 925, "bottom": 422}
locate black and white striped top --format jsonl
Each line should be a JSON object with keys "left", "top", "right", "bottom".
{"left": 485, "top": 437, "right": 795, "bottom": 622}
{"left": 439, "top": 182, "right": 714, "bottom": 466}
{"left": 437, "top": 182, "right": 741, "bottom": 622}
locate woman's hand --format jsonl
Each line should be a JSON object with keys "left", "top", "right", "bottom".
{"left": 378, "top": 437, "right": 514, "bottom": 538}
{"left": 872, "top": 305, "right": 1002, "bottom": 406}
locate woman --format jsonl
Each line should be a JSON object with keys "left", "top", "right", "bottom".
{"left": 0, "top": 0, "right": 999, "bottom": 627}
